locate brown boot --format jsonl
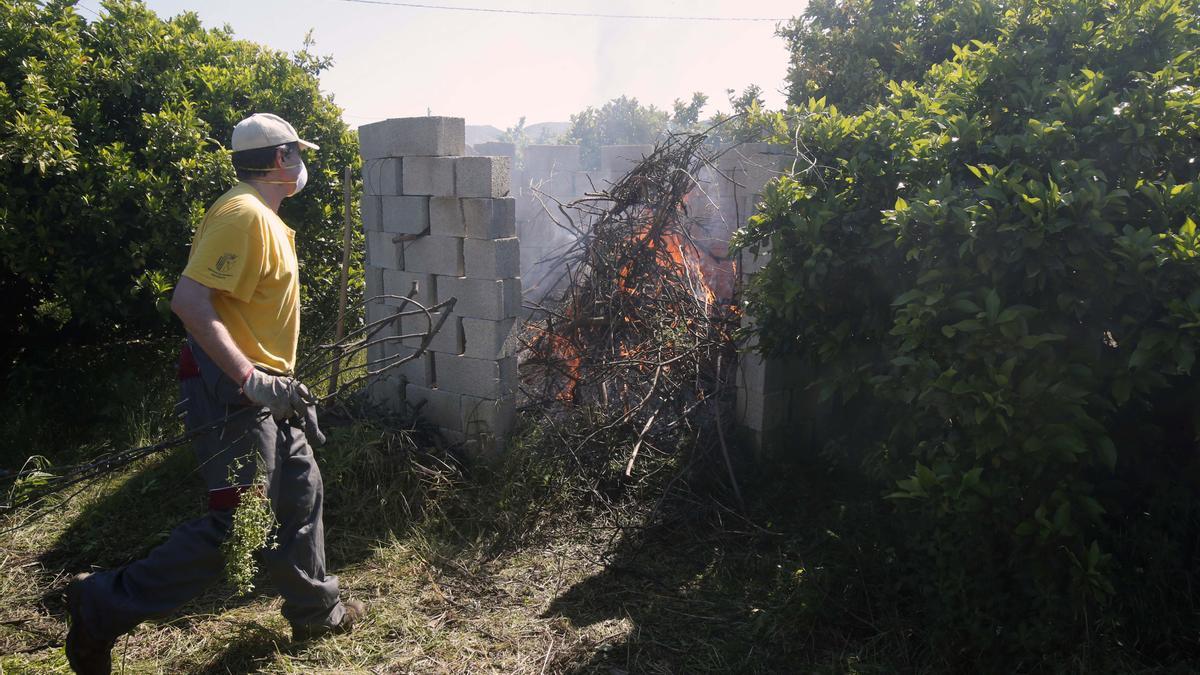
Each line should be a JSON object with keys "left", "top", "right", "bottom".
{"left": 64, "top": 573, "right": 115, "bottom": 675}
{"left": 291, "top": 598, "right": 366, "bottom": 641}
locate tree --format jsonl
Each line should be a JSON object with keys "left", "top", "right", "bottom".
{"left": 778, "top": 0, "right": 1003, "bottom": 112}
{"left": 499, "top": 115, "right": 530, "bottom": 169}
{"left": 739, "top": 0, "right": 1200, "bottom": 660}
{"left": 669, "top": 92, "right": 708, "bottom": 130}
{"left": 0, "top": 0, "right": 358, "bottom": 449}
{"left": 560, "top": 95, "right": 672, "bottom": 169}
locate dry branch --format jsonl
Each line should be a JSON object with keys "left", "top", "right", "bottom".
{"left": 518, "top": 126, "right": 744, "bottom": 504}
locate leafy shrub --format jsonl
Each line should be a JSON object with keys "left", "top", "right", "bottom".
{"left": 778, "top": 0, "right": 1005, "bottom": 112}
{"left": 0, "top": 1, "right": 360, "bottom": 453}
{"left": 738, "top": 0, "right": 1200, "bottom": 659}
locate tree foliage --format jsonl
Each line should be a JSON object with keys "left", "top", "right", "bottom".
{"left": 560, "top": 94, "right": 710, "bottom": 169}
{"left": 739, "top": 0, "right": 1200, "bottom": 659}
{"left": 0, "top": 0, "right": 359, "bottom": 378}
{"left": 778, "top": 0, "right": 1004, "bottom": 112}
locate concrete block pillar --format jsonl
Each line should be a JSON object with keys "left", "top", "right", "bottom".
{"left": 359, "top": 116, "right": 520, "bottom": 458}
{"left": 725, "top": 144, "right": 810, "bottom": 453}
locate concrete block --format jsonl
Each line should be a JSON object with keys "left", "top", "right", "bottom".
{"left": 464, "top": 237, "right": 520, "bottom": 279}
{"left": 719, "top": 144, "right": 790, "bottom": 194}
{"left": 514, "top": 191, "right": 537, "bottom": 223}
{"left": 461, "top": 394, "right": 516, "bottom": 438}
{"left": 505, "top": 276, "right": 523, "bottom": 316}
{"left": 437, "top": 276, "right": 520, "bottom": 320}
{"left": 438, "top": 427, "right": 467, "bottom": 446}
{"left": 456, "top": 156, "right": 510, "bottom": 197}
{"left": 574, "top": 171, "right": 603, "bottom": 194}
{"left": 461, "top": 316, "right": 518, "bottom": 359}
{"left": 384, "top": 345, "right": 433, "bottom": 387}
{"left": 365, "top": 303, "right": 399, "bottom": 375}
{"left": 434, "top": 353, "right": 517, "bottom": 399}
{"left": 363, "top": 158, "right": 403, "bottom": 195}
{"left": 429, "top": 197, "right": 465, "bottom": 237}
{"left": 739, "top": 247, "right": 770, "bottom": 277}
{"left": 365, "top": 299, "right": 393, "bottom": 328}
{"left": 400, "top": 311, "right": 463, "bottom": 354}
{"left": 737, "top": 353, "right": 773, "bottom": 395}
{"left": 367, "top": 339, "right": 386, "bottom": 373}
{"left": 358, "top": 116, "right": 465, "bottom": 160}
{"left": 366, "top": 231, "right": 403, "bottom": 269}
{"left": 736, "top": 386, "right": 790, "bottom": 432}
{"left": 366, "top": 307, "right": 398, "bottom": 371}
{"left": 402, "top": 236, "right": 464, "bottom": 276}
{"left": 735, "top": 194, "right": 761, "bottom": 222}
{"left": 405, "top": 384, "right": 462, "bottom": 431}
{"left": 402, "top": 156, "right": 456, "bottom": 197}
{"left": 462, "top": 198, "right": 516, "bottom": 240}
{"left": 368, "top": 374, "right": 403, "bottom": 411}
{"left": 473, "top": 141, "right": 515, "bottom": 158}
{"left": 600, "top": 144, "right": 654, "bottom": 175}
{"left": 365, "top": 265, "right": 384, "bottom": 301}
{"left": 549, "top": 172, "right": 576, "bottom": 200}
{"left": 524, "top": 145, "right": 581, "bottom": 174}
{"left": 382, "top": 269, "right": 435, "bottom": 308}
{"left": 742, "top": 160, "right": 786, "bottom": 195}
{"left": 361, "top": 195, "right": 383, "bottom": 231}
{"left": 381, "top": 195, "right": 430, "bottom": 235}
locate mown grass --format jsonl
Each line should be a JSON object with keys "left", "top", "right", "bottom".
{"left": 2, "top": 381, "right": 1192, "bottom": 673}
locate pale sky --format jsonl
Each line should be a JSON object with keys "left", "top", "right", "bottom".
{"left": 74, "top": 0, "right": 803, "bottom": 130}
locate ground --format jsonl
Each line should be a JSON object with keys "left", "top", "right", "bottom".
{"left": 1, "top": 411, "right": 892, "bottom": 674}
{"left": 4, "top": 394, "right": 1186, "bottom": 673}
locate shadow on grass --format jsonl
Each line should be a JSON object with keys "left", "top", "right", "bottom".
{"left": 184, "top": 621, "right": 297, "bottom": 675}
{"left": 39, "top": 445, "right": 204, "bottom": 573}
{"left": 542, "top": 460, "right": 911, "bottom": 674}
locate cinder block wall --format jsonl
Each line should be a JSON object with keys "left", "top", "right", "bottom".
{"left": 359, "top": 116, "right": 520, "bottom": 457}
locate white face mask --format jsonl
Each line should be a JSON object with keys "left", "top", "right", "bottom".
{"left": 246, "top": 155, "right": 307, "bottom": 196}
{"left": 290, "top": 161, "right": 307, "bottom": 196}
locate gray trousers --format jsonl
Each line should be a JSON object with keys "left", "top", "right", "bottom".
{"left": 76, "top": 345, "right": 345, "bottom": 640}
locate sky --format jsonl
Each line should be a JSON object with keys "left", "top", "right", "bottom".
{"left": 73, "top": 0, "right": 803, "bottom": 130}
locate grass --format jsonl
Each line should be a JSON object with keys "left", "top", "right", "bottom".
{"left": 3, "top": 382, "right": 1196, "bottom": 673}
{"left": 0, "top": 379, "right": 902, "bottom": 674}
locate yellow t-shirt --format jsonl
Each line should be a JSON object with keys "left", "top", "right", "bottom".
{"left": 182, "top": 182, "right": 300, "bottom": 374}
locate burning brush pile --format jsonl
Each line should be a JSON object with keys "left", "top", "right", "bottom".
{"left": 518, "top": 129, "right": 745, "bottom": 503}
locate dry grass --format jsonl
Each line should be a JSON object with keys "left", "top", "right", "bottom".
{"left": 0, "top": 408, "right": 830, "bottom": 674}
{"left": 3, "top": 403, "right": 1179, "bottom": 673}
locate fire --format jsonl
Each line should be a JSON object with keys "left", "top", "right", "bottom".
{"left": 519, "top": 140, "right": 743, "bottom": 413}
{"left": 615, "top": 208, "right": 731, "bottom": 312}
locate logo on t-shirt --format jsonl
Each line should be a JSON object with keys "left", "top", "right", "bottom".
{"left": 209, "top": 253, "right": 238, "bottom": 279}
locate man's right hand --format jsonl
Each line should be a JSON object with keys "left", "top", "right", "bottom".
{"left": 241, "top": 370, "right": 327, "bottom": 446}
{"left": 242, "top": 369, "right": 302, "bottom": 421}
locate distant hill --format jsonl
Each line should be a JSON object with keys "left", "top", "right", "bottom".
{"left": 466, "top": 121, "right": 572, "bottom": 147}
{"left": 466, "top": 124, "right": 504, "bottom": 145}
{"left": 525, "top": 121, "right": 571, "bottom": 143}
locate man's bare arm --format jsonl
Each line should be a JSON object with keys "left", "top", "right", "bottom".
{"left": 171, "top": 276, "right": 254, "bottom": 384}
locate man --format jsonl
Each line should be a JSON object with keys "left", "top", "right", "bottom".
{"left": 64, "top": 113, "right": 364, "bottom": 675}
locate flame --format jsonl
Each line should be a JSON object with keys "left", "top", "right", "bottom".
{"left": 526, "top": 184, "right": 741, "bottom": 409}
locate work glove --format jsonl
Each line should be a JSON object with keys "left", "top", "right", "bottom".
{"left": 242, "top": 370, "right": 326, "bottom": 446}
{"left": 292, "top": 380, "right": 326, "bottom": 447}
{"left": 242, "top": 369, "right": 299, "bottom": 420}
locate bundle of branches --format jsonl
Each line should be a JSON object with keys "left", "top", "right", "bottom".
{"left": 520, "top": 128, "right": 743, "bottom": 504}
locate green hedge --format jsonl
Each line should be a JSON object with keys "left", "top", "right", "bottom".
{"left": 0, "top": 1, "right": 361, "bottom": 454}
{"left": 738, "top": 0, "right": 1200, "bottom": 658}
{"left": 0, "top": 0, "right": 360, "bottom": 369}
